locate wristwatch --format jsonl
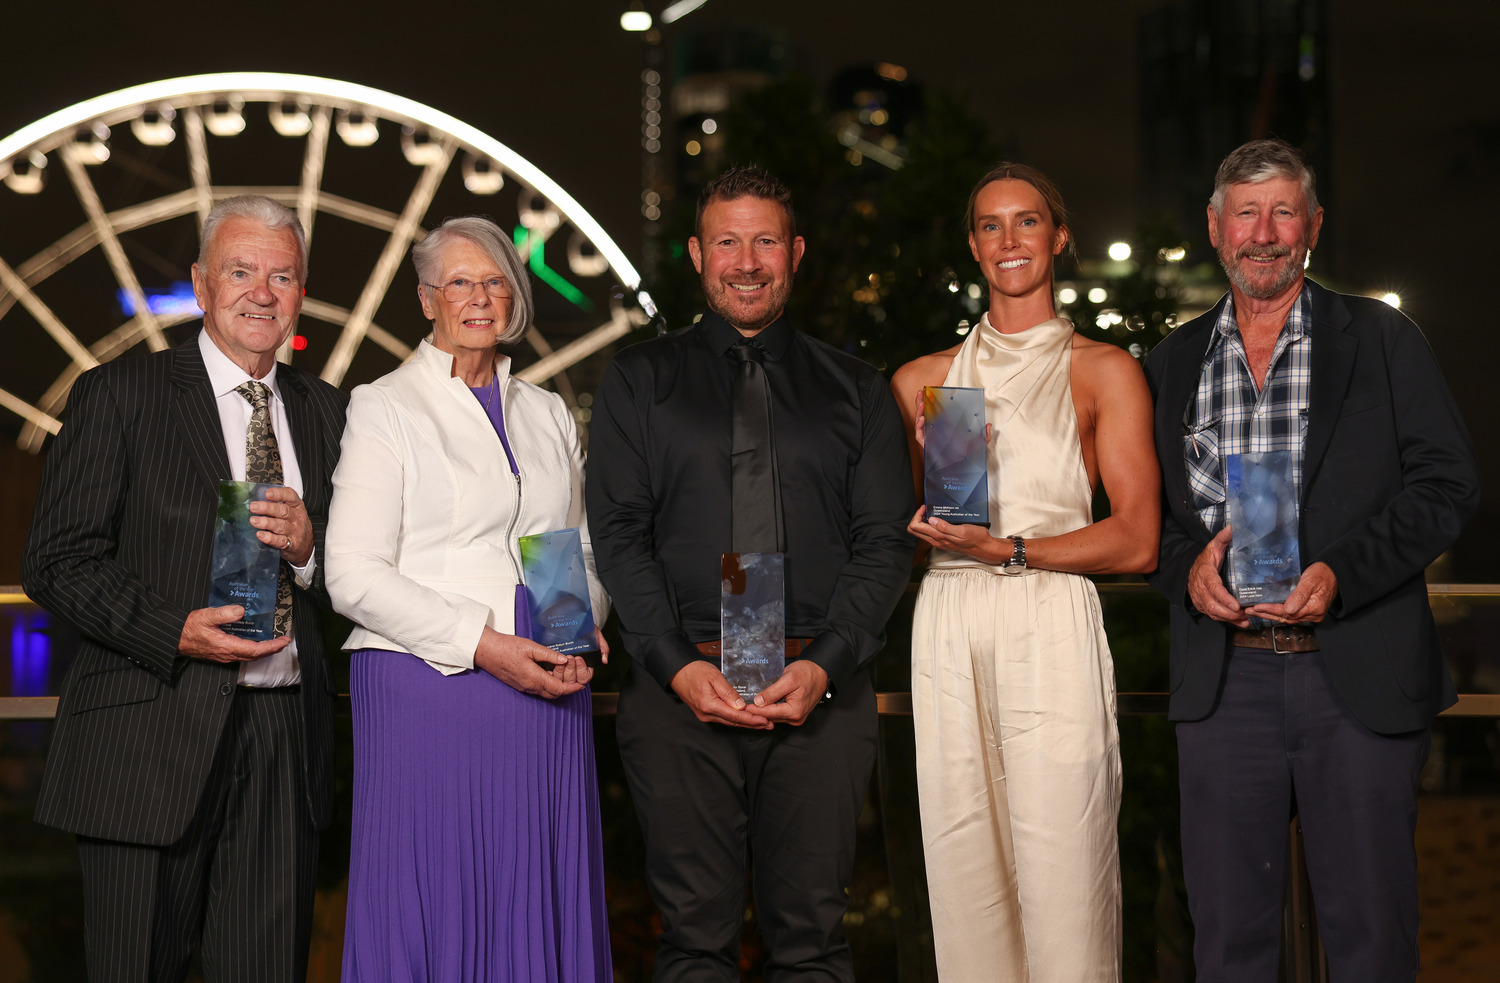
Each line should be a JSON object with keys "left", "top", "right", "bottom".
{"left": 1000, "top": 535, "right": 1026, "bottom": 575}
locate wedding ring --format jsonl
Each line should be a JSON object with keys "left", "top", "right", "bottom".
{"left": 285, "top": 536, "right": 293, "bottom": 550}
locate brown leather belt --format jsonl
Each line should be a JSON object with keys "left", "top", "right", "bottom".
{"left": 694, "top": 638, "right": 812, "bottom": 659}
{"left": 1232, "top": 626, "right": 1319, "bottom": 653}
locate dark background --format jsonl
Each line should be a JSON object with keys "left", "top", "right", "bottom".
{"left": 2, "top": 0, "right": 1495, "bottom": 577}
{"left": 2, "top": 3, "right": 1498, "bottom": 980}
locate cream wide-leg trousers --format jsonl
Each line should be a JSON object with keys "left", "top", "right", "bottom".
{"left": 912, "top": 567, "right": 1122, "bottom": 983}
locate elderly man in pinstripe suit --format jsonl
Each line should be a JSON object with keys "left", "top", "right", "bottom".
{"left": 22, "top": 195, "right": 348, "bottom": 983}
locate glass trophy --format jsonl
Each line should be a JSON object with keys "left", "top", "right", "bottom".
{"left": 923, "top": 386, "right": 990, "bottom": 525}
{"left": 518, "top": 527, "right": 598, "bottom": 654}
{"left": 207, "top": 480, "right": 281, "bottom": 641}
{"left": 1226, "top": 451, "right": 1302, "bottom": 604}
{"left": 721, "top": 552, "right": 785, "bottom": 701}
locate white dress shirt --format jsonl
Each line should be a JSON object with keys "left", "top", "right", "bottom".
{"left": 198, "top": 330, "right": 314, "bottom": 687}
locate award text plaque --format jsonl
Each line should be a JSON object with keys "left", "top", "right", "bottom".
{"left": 720, "top": 551, "right": 785, "bottom": 701}
{"left": 1227, "top": 450, "right": 1302, "bottom": 604}
{"left": 518, "top": 526, "right": 598, "bottom": 654}
{"left": 208, "top": 480, "right": 281, "bottom": 641}
{"left": 923, "top": 385, "right": 990, "bottom": 525}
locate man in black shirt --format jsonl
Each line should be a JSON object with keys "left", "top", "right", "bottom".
{"left": 587, "top": 166, "right": 914, "bottom": 981}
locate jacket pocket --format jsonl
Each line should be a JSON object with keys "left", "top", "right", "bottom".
{"left": 70, "top": 664, "right": 161, "bottom": 713}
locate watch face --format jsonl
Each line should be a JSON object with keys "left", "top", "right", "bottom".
{"left": 1000, "top": 561, "right": 1025, "bottom": 576}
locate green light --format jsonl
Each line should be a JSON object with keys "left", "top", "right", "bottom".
{"left": 513, "top": 225, "right": 593, "bottom": 311}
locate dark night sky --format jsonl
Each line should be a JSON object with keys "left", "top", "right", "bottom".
{"left": 3, "top": 0, "right": 1499, "bottom": 573}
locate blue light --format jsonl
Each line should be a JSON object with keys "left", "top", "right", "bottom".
{"left": 10, "top": 610, "right": 51, "bottom": 697}
{"left": 118, "top": 281, "right": 202, "bottom": 317}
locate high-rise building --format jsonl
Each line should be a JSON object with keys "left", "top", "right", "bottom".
{"left": 1138, "top": 0, "right": 1333, "bottom": 268}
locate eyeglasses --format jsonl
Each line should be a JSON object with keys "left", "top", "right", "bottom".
{"left": 424, "top": 276, "right": 511, "bottom": 303}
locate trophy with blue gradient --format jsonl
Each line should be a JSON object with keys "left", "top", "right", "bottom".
{"left": 1226, "top": 451, "right": 1302, "bottom": 604}
{"left": 208, "top": 480, "right": 281, "bottom": 641}
{"left": 720, "top": 552, "right": 785, "bottom": 701}
{"left": 519, "top": 527, "right": 598, "bottom": 654}
{"left": 923, "top": 386, "right": 990, "bottom": 525}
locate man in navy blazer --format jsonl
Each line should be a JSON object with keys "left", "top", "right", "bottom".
{"left": 1144, "top": 140, "right": 1478, "bottom": 981}
{"left": 23, "top": 196, "right": 347, "bottom": 983}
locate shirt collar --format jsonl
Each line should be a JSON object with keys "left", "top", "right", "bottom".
{"left": 1214, "top": 283, "right": 1313, "bottom": 344}
{"left": 699, "top": 310, "right": 793, "bottom": 360}
{"left": 198, "top": 328, "right": 281, "bottom": 402}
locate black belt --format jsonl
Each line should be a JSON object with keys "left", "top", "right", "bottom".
{"left": 1232, "top": 626, "right": 1319, "bottom": 653}
{"left": 694, "top": 638, "right": 812, "bottom": 659}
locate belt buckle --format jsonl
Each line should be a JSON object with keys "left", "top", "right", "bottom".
{"left": 1271, "top": 625, "right": 1297, "bottom": 654}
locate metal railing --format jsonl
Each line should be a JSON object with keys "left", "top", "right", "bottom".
{"left": 4, "top": 583, "right": 1498, "bottom": 983}
{"left": 6, "top": 583, "right": 1499, "bottom": 721}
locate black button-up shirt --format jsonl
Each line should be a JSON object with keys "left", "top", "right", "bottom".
{"left": 585, "top": 311, "right": 915, "bottom": 692}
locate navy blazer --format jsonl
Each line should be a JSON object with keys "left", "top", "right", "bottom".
{"left": 23, "top": 338, "right": 348, "bottom": 845}
{"left": 1144, "top": 279, "right": 1479, "bottom": 734}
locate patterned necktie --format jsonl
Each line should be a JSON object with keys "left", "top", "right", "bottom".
{"left": 729, "top": 340, "right": 783, "bottom": 553}
{"left": 236, "top": 381, "right": 293, "bottom": 638}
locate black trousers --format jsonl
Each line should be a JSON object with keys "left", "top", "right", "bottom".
{"left": 616, "top": 662, "right": 878, "bottom": 983}
{"left": 76, "top": 686, "right": 319, "bottom": 983}
{"left": 1177, "top": 647, "right": 1429, "bottom": 983}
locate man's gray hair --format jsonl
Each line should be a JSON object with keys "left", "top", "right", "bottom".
{"left": 1209, "top": 139, "right": 1320, "bottom": 217}
{"left": 411, "top": 216, "right": 533, "bottom": 345}
{"left": 197, "top": 195, "right": 309, "bottom": 275}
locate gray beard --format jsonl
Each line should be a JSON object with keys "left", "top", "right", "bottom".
{"left": 1220, "top": 244, "right": 1307, "bottom": 301}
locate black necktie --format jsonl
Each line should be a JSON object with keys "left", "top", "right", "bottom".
{"left": 729, "top": 340, "right": 783, "bottom": 553}
{"left": 236, "top": 381, "right": 293, "bottom": 638}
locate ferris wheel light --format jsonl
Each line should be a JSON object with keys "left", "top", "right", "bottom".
{"left": 661, "top": 0, "right": 709, "bottom": 23}
{"left": 0, "top": 72, "right": 642, "bottom": 289}
{"left": 336, "top": 110, "right": 379, "bottom": 147}
{"left": 401, "top": 127, "right": 447, "bottom": 166}
{"left": 461, "top": 153, "right": 504, "bottom": 194}
{"left": 131, "top": 106, "right": 177, "bottom": 146}
{"left": 268, "top": 99, "right": 313, "bottom": 137}
{"left": 3, "top": 151, "right": 47, "bottom": 194}
{"left": 204, "top": 96, "right": 246, "bottom": 137}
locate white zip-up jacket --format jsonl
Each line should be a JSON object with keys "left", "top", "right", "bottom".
{"left": 326, "top": 339, "right": 608, "bottom": 674}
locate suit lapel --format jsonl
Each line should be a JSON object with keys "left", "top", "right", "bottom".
{"left": 1158, "top": 298, "right": 1224, "bottom": 533}
{"left": 1301, "top": 281, "right": 1357, "bottom": 501}
{"left": 171, "top": 341, "right": 232, "bottom": 496}
{"left": 278, "top": 369, "right": 325, "bottom": 509}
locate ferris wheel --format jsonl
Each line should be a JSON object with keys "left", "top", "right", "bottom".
{"left": 0, "top": 72, "right": 653, "bottom": 452}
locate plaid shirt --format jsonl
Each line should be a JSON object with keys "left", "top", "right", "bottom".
{"left": 1183, "top": 284, "right": 1312, "bottom": 597}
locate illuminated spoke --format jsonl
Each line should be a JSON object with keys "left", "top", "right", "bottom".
{"left": 0, "top": 386, "right": 59, "bottom": 437}
{"left": 516, "top": 308, "right": 637, "bottom": 386}
{"left": 298, "top": 106, "right": 331, "bottom": 248}
{"left": 0, "top": 190, "right": 198, "bottom": 321}
{"left": 521, "top": 327, "right": 576, "bottom": 404}
{"left": 321, "top": 138, "right": 455, "bottom": 385}
{"left": 16, "top": 311, "right": 200, "bottom": 451}
{"left": 278, "top": 107, "right": 332, "bottom": 364}
{"left": 60, "top": 147, "right": 167, "bottom": 351}
{"left": 183, "top": 108, "right": 212, "bottom": 228}
{"left": 2, "top": 74, "right": 645, "bottom": 451}
{"left": 0, "top": 253, "right": 97, "bottom": 369}
{"left": 300, "top": 297, "right": 410, "bottom": 360}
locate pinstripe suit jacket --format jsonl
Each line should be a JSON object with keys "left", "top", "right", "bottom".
{"left": 23, "top": 337, "right": 348, "bottom": 845}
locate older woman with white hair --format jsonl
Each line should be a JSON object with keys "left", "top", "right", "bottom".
{"left": 327, "top": 215, "right": 612, "bottom": 981}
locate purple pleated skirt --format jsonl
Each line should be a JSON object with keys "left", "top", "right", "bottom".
{"left": 342, "top": 649, "right": 612, "bottom": 982}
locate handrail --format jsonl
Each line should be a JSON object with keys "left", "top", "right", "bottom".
{"left": 3, "top": 692, "right": 1499, "bottom": 721}
{"left": 5, "top": 584, "right": 1499, "bottom": 721}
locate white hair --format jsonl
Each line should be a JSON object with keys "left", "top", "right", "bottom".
{"left": 197, "top": 195, "right": 308, "bottom": 274}
{"left": 411, "top": 216, "right": 533, "bottom": 345}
